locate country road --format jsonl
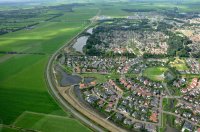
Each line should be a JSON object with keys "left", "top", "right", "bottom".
{"left": 46, "top": 9, "right": 126, "bottom": 132}
{"left": 45, "top": 9, "right": 108, "bottom": 132}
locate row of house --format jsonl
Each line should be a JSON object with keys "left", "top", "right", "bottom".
{"left": 181, "top": 78, "right": 200, "bottom": 93}
{"left": 175, "top": 100, "right": 200, "bottom": 124}
{"left": 114, "top": 112, "right": 157, "bottom": 132}
{"left": 186, "top": 58, "right": 200, "bottom": 74}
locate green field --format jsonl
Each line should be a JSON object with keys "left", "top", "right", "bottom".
{"left": 159, "top": 113, "right": 179, "bottom": 132}
{"left": 143, "top": 67, "right": 168, "bottom": 81}
{"left": 0, "top": 126, "right": 20, "bottom": 132}
{"left": 13, "top": 111, "right": 91, "bottom": 132}
{"left": 170, "top": 58, "right": 189, "bottom": 71}
{"left": 162, "top": 98, "right": 177, "bottom": 111}
{"left": 0, "top": 2, "right": 162, "bottom": 131}
{"left": 0, "top": 5, "right": 98, "bottom": 131}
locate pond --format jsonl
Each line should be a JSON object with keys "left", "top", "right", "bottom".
{"left": 56, "top": 66, "right": 82, "bottom": 86}
{"left": 86, "top": 27, "right": 93, "bottom": 34}
{"left": 166, "top": 125, "right": 179, "bottom": 132}
{"left": 84, "top": 77, "right": 95, "bottom": 84}
{"left": 72, "top": 36, "right": 89, "bottom": 53}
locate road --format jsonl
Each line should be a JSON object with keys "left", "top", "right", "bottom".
{"left": 47, "top": 64, "right": 126, "bottom": 132}
{"left": 158, "top": 95, "right": 200, "bottom": 128}
{"left": 46, "top": 9, "right": 109, "bottom": 132}
{"left": 47, "top": 64, "right": 105, "bottom": 131}
{"left": 46, "top": 9, "right": 200, "bottom": 131}
{"left": 162, "top": 83, "right": 172, "bottom": 96}
{"left": 113, "top": 109, "right": 159, "bottom": 126}
{"left": 65, "top": 86, "right": 126, "bottom": 132}
{"left": 162, "top": 111, "right": 200, "bottom": 127}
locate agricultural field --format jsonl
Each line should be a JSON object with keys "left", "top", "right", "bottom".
{"left": 0, "top": 126, "right": 20, "bottom": 132}
{"left": 0, "top": 3, "right": 98, "bottom": 131}
{"left": 13, "top": 111, "right": 91, "bottom": 132}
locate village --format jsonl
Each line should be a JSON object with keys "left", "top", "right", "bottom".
{"left": 62, "top": 52, "right": 200, "bottom": 132}
{"left": 56, "top": 11, "right": 200, "bottom": 132}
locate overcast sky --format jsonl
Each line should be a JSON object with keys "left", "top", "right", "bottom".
{"left": 0, "top": 0, "right": 194, "bottom": 3}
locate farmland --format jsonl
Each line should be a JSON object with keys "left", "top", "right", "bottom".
{"left": 13, "top": 111, "right": 91, "bottom": 132}
{"left": 1, "top": 0, "right": 200, "bottom": 132}
{"left": 0, "top": 3, "right": 98, "bottom": 131}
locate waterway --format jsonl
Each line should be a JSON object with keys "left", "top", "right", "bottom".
{"left": 84, "top": 77, "right": 95, "bottom": 84}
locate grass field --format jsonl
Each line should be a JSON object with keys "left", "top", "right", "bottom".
{"left": 0, "top": 126, "right": 20, "bottom": 132}
{"left": 0, "top": 5, "right": 98, "bottom": 132}
{"left": 162, "top": 98, "right": 176, "bottom": 111}
{"left": 170, "top": 58, "right": 189, "bottom": 71}
{"left": 159, "top": 113, "right": 179, "bottom": 132}
{"left": 143, "top": 67, "right": 167, "bottom": 81}
{"left": 158, "top": 113, "right": 167, "bottom": 132}
{"left": 13, "top": 111, "right": 91, "bottom": 132}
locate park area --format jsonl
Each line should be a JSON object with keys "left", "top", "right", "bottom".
{"left": 169, "top": 58, "right": 189, "bottom": 71}
{"left": 143, "top": 67, "right": 168, "bottom": 81}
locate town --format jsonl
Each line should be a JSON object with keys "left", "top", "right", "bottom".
{"left": 54, "top": 9, "right": 200, "bottom": 132}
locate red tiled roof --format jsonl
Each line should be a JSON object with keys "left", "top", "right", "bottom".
{"left": 127, "top": 84, "right": 132, "bottom": 89}
{"left": 150, "top": 113, "right": 158, "bottom": 122}
{"left": 90, "top": 81, "right": 96, "bottom": 86}
{"left": 181, "top": 88, "right": 187, "bottom": 93}
{"left": 80, "top": 83, "right": 86, "bottom": 89}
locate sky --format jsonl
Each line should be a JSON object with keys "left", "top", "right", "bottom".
{"left": 0, "top": 0, "right": 195, "bottom": 3}
{"left": 0, "top": 0, "right": 127, "bottom": 3}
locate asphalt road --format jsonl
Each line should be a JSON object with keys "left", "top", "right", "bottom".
{"left": 46, "top": 9, "right": 106, "bottom": 132}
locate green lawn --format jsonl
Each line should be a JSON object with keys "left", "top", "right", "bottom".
{"left": 13, "top": 112, "right": 91, "bottom": 132}
{"left": 162, "top": 98, "right": 178, "bottom": 112}
{"left": 143, "top": 67, "right": 168, "bottom": 81}
{"left": 170, "top": 58, "right": 189, "bottom": 71}
{"left": 173, "top": 64, "right": 188, "bottom": 71}
{"left": 159, "top": 113, "right": 167, "bottom": 132}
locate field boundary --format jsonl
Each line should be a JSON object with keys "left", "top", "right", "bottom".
{"left": 12, "top": 111, "right": 28, "bottom": 126}
{"left": 12, "top": 111, "right": 83, "bottom": 126}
